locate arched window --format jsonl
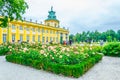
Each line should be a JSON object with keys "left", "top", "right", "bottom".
{"left": 54, "top": 23, "right": 57, "bottom": 27}
{"left": 47, "top": 23, "right": 50, "bottom": 26}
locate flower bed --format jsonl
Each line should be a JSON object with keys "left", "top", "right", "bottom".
{"left": 5, "top": 42, "right": 103, "bottom": 78}
{"left": 6, "top": 51, "right": 102, "bottom": 78}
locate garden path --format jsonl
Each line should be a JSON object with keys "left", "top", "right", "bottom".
{"left": 0, "top": 56, "right": 120, "bottom": 80}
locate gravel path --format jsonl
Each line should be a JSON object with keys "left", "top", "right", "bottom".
{"left": 0, "top": 56, "right": 120, "bottom": 80}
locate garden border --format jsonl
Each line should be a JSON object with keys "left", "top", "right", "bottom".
{"left": 6, "top": 53, "right": 102, "bottom": 78}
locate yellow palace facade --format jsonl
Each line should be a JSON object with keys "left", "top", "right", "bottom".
{"left": 0, "top": 7, "right": 69, "bottom": 44}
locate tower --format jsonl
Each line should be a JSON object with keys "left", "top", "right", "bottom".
{"left": 45, "top": 6, "right": 59, "bottom": 27}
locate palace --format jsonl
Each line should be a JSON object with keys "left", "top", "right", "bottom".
{"left": 0, "top": 7, "right": 69, "bottom": 44}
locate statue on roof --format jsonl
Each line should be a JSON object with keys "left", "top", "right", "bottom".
{"left": 51, "top": 6, "right": 53, "bottom": 11}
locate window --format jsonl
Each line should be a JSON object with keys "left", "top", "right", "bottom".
{"left": 32, "top": 35, "right": 35, "bottom": 42}
{"left": 56, "top": 37, "right": 58, "bottom": 42}
{"left": 32, "top": 28, "right": 35, "bottom": 32}
{"left": 46, "top": 30, "right": 48, "bottom": 33}
{"left": 27, "top": 35, "right": 29, "bottom": 42}
{"left": 54, "top": 23, "right": 57, "bottom": 27}
{"left": 46, "top": 37, "right": 48, "bottom": 42}
{"left": 42, "top": 37, "right": 45, "bottom": 43}
{"left": 53, "top": 16, "right": 56, "bottom": 18}
{"left": 38, "top": 35, "right": 40, "bottom": 42}
{"left": 50, "top": 30, "right": 52, "bottom": 34}
{"left": 66, "top": 34, "right": 68, "bottom": 40}
{"left": 38, "top": 28, "right": 40, "bottom": 33}
{"left": 19, "top": 26, "right": 23, "bottom": 30}
{"left": 60, "top": 33, "right": 63, "bottom": 37}
{"left": 60, "top": 33, "right": 63, "bottom": 44}
{"left": 42, "top": 28, "right": 44, "bottom": 33}
{"left": 66, "top": 34, "right": 68, "bottom": 36}
{"left": 53, "top": 37, "right": 55, "bottom": 42}
{"left": 56, "top": 31, "right": 58, "bottom": 34}
{"left": 3, "top": 34, "right": 7, "bottom": 43}
{"left": 50, "top": 37, "right": 52, "bottom": 41}
{"left": 26, "top": 27, "right": 29, "bottom": 31}
{"left": 47, "top": 23, "right": 50, "bottom": 26}
{"left": 12, "top": 25, "right": 15, "bottom": 29}
{"left": 49, "top": 16, "right": 51, "bottom": 18}
{"left": 12, "top": 34, "right": 15, "bottom": 42}
{"left": 20, "top": 34, "right": 23, "bottom": 42}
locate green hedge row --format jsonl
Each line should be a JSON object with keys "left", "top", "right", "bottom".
{"left": 6, "top": 53, "right": 102, "bottom": 78}
{"left": 0, "top": 46, "right": 9, "bottom": 56}
{"left": 102, "top": 42, "right": 120, "bottom": 57}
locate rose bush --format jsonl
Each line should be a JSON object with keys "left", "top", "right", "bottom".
{"left": 1, "top": 42, "right": 102, "bottom": 65}
{"left": 0, "top": 42, "right": 103, "bottom": 78}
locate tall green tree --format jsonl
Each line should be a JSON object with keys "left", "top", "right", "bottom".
{"left": 75, "top": 33, "right": 81, "bottom": 43}
{"left": 106, "top": 30, "right": 116, "bottom": 41}
{"left": 117, "top": 30, "right": 120, "bottom": 41}
{"left": 100, "top": 32, "right": 106, "bottom": 41}
{"left": 69, "top": 29, "right": 119, "bottom": 43}
{"left": 0, "top": 0, "right": 28, "bottom": 28}
{"left": 89, "top": 31, "right": 94, "bottom": 42}
{"left": 94, "top": 30, "right": 101, "bottom": 42}
{"left": 107, "top": 36, "right": 112, "bottom": 42}
{"left": 81, "top": 31, "right": 87, "bottom": 42}
{"left": 69, "top": 34, "right": 74, "bottom": 42}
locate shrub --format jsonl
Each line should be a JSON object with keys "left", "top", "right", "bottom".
{"left": 4, "top": 42, "right": 103, "bottom": 77}
{"left": 0, "top": 46, "right": 9, "bottom": 55}
{"left": 102, "top": 42, "right": 120, "bottom": 57}
{"left": 6, "top": 53, "right": 102, "bottom": 78}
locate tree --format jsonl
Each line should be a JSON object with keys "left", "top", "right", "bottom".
{"left": 94, "top": 30, "right": 101, "bottom": 42}
{"left": 106, "top": 30, "right": 116, "bottom": 41}
{"left": 0, "top": 0, "right": 28, "bottom": 28}
{"left": 117, "top": 30, "right": 120, "bottom": 41}
{"left": 89, "top": 31, "right": 94, "bottom": 42}
{"left": 75, "top": 33, "right": 81, "bottom": 43}
{"left": 81, "top": 31, "right": 87, "bottom": 42}
{"left": 69, "top": 34, "right": 74, "bottom": 42}
{"left": 107, "top": 36, "right": 112, "bottom": 42}
{"left": 69, "top": 29, "right": 119, "bottom": 43}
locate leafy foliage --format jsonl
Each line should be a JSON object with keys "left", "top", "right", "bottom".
{"left": 0, "top": 45, "right": 9, "bottom": 55}
{"left": 1, "top": 42, "right": 102, "bottom": 64}
{"left": 1, "top": 42, "right": 103, "bottom": 77}
{"left": 69, "top": 29, "right": 120, "bottom": 43}
{"left": 6, "top": 51, "right": 102, "bottom": 78}
{"left": 0, "top": 0, "right": 28, "bottom": 27}
{"left": 102, "top": 42, "right": 120, "bottom": 57}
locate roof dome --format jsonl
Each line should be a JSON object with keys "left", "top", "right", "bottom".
{"left": 45, "top": 6, "right": 59, "bottom": 22}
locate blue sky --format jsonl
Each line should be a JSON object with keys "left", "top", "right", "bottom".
{"left": 23, "top": 0, "right": 120, "bottom": 34}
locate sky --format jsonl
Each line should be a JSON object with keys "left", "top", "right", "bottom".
{"left": 23, "top": 0, "right": 120, "bottom": 34}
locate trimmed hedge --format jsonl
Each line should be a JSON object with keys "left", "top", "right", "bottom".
{"left": 6, "top": 53, "right": 102, "bottom": 78}
{"left": 102, "top": 42, "right": 120, "bottom": 57}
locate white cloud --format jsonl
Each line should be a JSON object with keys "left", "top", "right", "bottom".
{"left": 24, "top": 0, "right": 120, "bottom": 34}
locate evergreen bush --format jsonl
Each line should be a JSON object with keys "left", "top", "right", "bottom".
{"left": 102, "top": 42, "right": 120, "bottom": 57}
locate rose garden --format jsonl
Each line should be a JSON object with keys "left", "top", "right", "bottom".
{"left": 0, "top": 42, "right": 120, "bottom": 78}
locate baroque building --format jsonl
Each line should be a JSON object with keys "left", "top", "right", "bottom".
{"left": 0, "top": 7, "right": 69, "bottom": 44}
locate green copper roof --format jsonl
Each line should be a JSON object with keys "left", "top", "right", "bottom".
{"left": 45, "top": 6, "right": 59, "bottom": 21}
